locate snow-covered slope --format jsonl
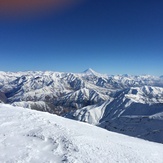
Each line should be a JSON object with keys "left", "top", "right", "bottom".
{"left": 0, "top": 70, "right": 113, "bottom": 113}
{"left": 0, "top": 70, "right": 163, "bottom": 113}
{"left": 72, "top": 86, "right": 163, "bottom": 143}
{"left": 0, "top": 104, "right": 163, "bottom": 163}
{"left": 0, "top": 70, "right": 163, "bottom": 143}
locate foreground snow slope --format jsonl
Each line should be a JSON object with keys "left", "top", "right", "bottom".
{"left": 0, "top": 104, "right": 163, "bottom": 163}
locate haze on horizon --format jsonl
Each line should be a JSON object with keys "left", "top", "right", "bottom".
{"left": 0, "top": 0, "right": 163, "bottom": 75}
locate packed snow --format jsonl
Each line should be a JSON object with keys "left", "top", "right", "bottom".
{"left": 0, "top": 104, "right": 163, "bottom": 163}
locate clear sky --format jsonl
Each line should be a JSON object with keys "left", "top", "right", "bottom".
{"left": 0, "top": 0, "right": 163, "bottom": 75}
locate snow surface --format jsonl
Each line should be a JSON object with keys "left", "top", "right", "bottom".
{"left": 0, "top": 104, "right": 163, "bottom": 163}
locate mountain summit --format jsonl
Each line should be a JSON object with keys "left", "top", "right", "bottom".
{"left": 83, "top": 68, "right": 104, "bottom": 77}
{"left": 83, "top": 68, "right": 97, "bottom": 75}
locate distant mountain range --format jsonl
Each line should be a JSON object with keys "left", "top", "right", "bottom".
{"left": 0, "top": 69, "right": 163, "bottom": 143}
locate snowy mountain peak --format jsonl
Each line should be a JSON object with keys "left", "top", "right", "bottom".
{"left": 83, "top": 68, "right": 97, "bottom": 75}
{"left": 122, "top": 74, "right": 130, "bottom": 77}
{"left": 83, "top": 68, "right": 105, "bottom": 77}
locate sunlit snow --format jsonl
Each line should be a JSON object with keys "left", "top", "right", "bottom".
{"left": 0, "top": 104, "right": 163, "bottom": 163}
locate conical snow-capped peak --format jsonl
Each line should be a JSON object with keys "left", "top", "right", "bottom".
{"left": 83, "top": 68, "right": 98, "bottom": 75}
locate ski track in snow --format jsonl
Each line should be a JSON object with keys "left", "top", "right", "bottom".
{"left": 0, "top": 104, "right": 163, "bottom": 163}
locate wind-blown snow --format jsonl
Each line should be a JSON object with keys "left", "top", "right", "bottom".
{"left": 0, "top": 104, "right": 163, "bottom": 163}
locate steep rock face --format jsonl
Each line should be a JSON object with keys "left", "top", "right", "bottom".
{"left": 0, "top": 92, "right": 7, "bottom": 103}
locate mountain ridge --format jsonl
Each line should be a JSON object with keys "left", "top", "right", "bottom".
{"left": 0, "top": 70, "right": 163, "bottom": 143}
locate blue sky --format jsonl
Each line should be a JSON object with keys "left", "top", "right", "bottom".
{"left": 0, "top": 0, "right": 163, "bottom": 75}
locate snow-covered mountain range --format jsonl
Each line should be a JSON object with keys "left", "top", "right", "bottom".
{"left": 0, "top": 69, "right": 163, "bottom": 143}
{"left": 0, "top": 104, "right": 163, "bottom": 163}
